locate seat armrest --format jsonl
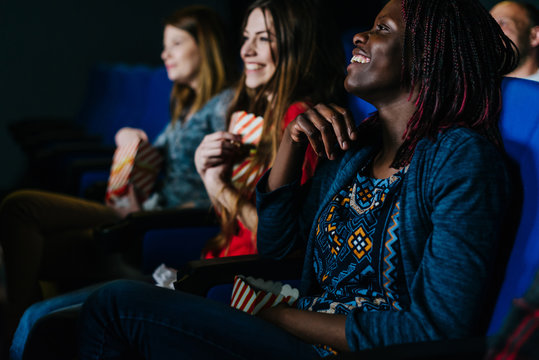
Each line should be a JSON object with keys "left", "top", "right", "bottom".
{"left": 174, "top": 254, "right": 303, "bottom": 297}
{"left": 96, "top": 208, "right": 219, "bottom": 251}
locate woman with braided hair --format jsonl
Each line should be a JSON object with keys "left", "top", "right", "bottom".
{"left": 77, "top": 0, "right": 518, "bottom": 358}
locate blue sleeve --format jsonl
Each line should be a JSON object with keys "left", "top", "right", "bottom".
{"left": 152, "top": 123, "right": 171, "bottom": 149}
{"left": 345, "top": 132, "right": 512, "bottom": 350}
{"left": 255, "top": 172, "right": 304, "bottom": 259}
{"left": 207, "top": 88, "right": 234, "bottom": 132}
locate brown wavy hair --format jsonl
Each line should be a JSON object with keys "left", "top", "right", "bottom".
{"left": 204, "top": 0, "right": 347, "bottom": 256}
{"left": 164, "top": 6, "right": 235, "bottom": 124}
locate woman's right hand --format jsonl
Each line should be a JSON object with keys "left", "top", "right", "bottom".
{"left": 287, "top": 103, "right": 357, "bottom": 160}
{"left": 267, "top": 103, "right": 357, "bottom": 192}
{"left": 194, "top": 131, "right": 242, "bottom": 178}
{"left": 115, "top": 127, "right": 149, "bottom": 147}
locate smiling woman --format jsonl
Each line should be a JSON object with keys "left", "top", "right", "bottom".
{"left": 0, "top": 5, "right": 237, "bottom": 360}
{"left": 161, "top": 25, "right": 201, "bottom": 90}
{"left": 193, "top": 0, "right": 346, "bottom": 259}
{"left": 76, "top": 0, "right": 518, "bottom": 358}
{"left": 241, "top": 8, "right": 277, "bottom": 89}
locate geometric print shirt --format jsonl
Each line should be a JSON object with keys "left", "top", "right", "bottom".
{"left": 296, "top": 162, "right": 409, "bottom": 356}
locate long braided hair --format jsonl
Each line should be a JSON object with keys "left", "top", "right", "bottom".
{"left": 363, "top": 0, "right": 519, "bottom": 168}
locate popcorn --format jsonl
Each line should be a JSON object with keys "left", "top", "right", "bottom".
{"left": 230, "top": 275, "right": 299, "bottom": 315}
{"left": 152, "top": 263, "right": 177, "bottom": 290}
{"left": 105, "top": 139, "right": 163, "bottom": 204}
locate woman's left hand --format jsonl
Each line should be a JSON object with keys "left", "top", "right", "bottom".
{"left": 289, "top": 103, "right": 357, "bottom": 160}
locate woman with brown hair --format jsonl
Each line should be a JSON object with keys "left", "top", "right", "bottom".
{"left": 194, "top": 0, "right": 346, "bottom": 259}
{"left": 1, "top": 5, "right": 235, "bottom": 357}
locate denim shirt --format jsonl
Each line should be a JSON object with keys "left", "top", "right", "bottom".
{"left": 256, "top": 127, "right": 511, "bottom": 351}
{"left": 146, "top": 88, "right": 234, "bottom": 210}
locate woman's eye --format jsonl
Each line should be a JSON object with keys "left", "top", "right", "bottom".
{"left": 260, "top": 37, "right": 270, "bottom": 42}
{"left": 376, "top": 24, "right": 389, "bottom": 32}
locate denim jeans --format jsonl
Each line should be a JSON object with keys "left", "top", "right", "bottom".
{"left": 10, "top": 284, "right": 100, "bottom": 360}
{"left": 78, "top": 280, "right": 320, "bottom": 359}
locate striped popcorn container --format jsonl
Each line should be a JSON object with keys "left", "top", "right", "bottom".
{"left": 105, "top": 139, "right": 163, "bottom": 203}
{"left": 230, "top": 275, "right": 299, "bottom": 315}
{"left": 230, "top": 111, "right": 265, "bottom": 189}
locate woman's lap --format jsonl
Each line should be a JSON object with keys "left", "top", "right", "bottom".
{"left": 79, "top": 280, "right": 320, "bottom": 360}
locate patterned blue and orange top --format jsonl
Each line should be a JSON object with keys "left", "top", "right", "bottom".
{"left": 296, "top": 161, "right": 409, "bottom": 356}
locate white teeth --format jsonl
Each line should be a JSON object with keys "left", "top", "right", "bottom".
{"left": 245, "top": 63, "right": 263, "bottom": 70}
{"left": 351, "top": 55, "right": 371, "bottom": 64}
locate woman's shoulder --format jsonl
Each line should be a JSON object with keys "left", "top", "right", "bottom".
{"left": 281, "top": 101, "right": 311, "bottom": 127}
{"left": 421, "top": 127, "right": 500, "bottom": 158}
{"left": 205, "top": 87, "right": 235, "bottom": 108}
{"left": 413, "top": 127, "right": 507, "bottom": 178}
{"left": 192, "top": 87, "right": 235, "bottom": 121}
{"left": 287, "top": 101, "right": 310, "bottom": 113}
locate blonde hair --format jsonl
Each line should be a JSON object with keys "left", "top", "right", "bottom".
{"left": 164, "top": 6, "right": 235, "bottom": 124}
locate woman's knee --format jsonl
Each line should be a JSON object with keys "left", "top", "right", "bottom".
{"left": 0, "top": 190, "right": 39, "bottom": 217}
{"left": 0, "top": 190, "right": 54, "bottom": 226}
{"left": 83, "top": 280, "right": 145, "bottom": 313}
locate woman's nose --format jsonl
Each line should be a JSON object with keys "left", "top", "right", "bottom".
{"left": 241, "top": 39, "right": 256, "bottom": 57}
{"left": 353, "top": 32, "right": 369, "bottom": 46}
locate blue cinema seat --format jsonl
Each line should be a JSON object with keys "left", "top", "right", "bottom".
{"left": 74, "top": 65, "right": 172, "bottom": 198}
{"left": 16, "top": 63, "right": 172, "bottom": 195}
{"left": 487, "top": 77, "right": 539, "bottom": 335}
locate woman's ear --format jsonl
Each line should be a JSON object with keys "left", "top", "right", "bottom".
{"left": 530, "top": 25, "right": 539, "bottom": 48}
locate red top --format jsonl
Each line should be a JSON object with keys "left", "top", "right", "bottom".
{"left": 203, "top": 102, "right": 318, "bottom": 259}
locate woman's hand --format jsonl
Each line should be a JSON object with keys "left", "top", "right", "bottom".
{"left": 288, "top": 103, "right": 357, "bottom": 160}
{"left": 194, "top": 131, "right": 242, "bottom": 178}
{"left": 115, "top": 127, "right": 149, "bottom": 147}
{"left": 267, "top": 103, "right": 357, "bottom": 191}
{"left": 105, "top": 184, "right": 142, "bottom": 218}
{"left": 256, "top": 303, "right": 350, "bottom": 352}
{"left": 194, "top": 130, "right": 258, "bottom": 231}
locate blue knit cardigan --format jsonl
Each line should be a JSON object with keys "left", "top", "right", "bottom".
{"left": 256, "top": 127, "right": 511, "bottom": 351}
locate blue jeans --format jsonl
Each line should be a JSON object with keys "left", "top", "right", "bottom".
{"left": 78, "top": 280, "right": 320, "bottom": 359}
{"left": 10, "top": 284, "right": 100, "bottom": 360}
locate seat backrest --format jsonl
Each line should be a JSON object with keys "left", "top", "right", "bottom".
{"left": 76, "top": 63, "right": 167, "bottom": 146}
{"left": 341, "top": 28, "right": 377, "bottom": 123}
{"left": 138, "top": 66, "right": 173, "bottom": 143}
{"left": 487, "top": 77, "right": 539, "bottom": 334}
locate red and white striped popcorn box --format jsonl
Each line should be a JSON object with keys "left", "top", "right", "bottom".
{"left": 230, "top": 111, "right": 263, "bottom": 146}
{"left": 230, "top": 275, "right": 299, "bottom": 315}
{"left": 230, "top": 111, "right": 265, "bottom": 188}
{"left": 105, "top": 139, "right": 163, "bottom": 203}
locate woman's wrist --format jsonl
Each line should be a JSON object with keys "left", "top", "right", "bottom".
{"left": 204, "top": 173, "right": 232, "bottom": 200}
{"left": 267, "top": 129, "right": 308, "bottom": 191}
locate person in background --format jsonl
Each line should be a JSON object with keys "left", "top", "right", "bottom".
{"left": 194, "top": 0, "right": 346, "bottom": 259}
{"left": 0, "top": 5, "right": 235, "bottom": 357}
{"left": 490, "top": 1, "right": 539, "bottom": 81}
{"left": 486, "top": 268, "right": 539, "bottom": 359}
{"left": 77, "top": 0, "right": 517, "bottom": 358}
{"left": 6, "top": 0, "right": 347, "bottom": 359}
